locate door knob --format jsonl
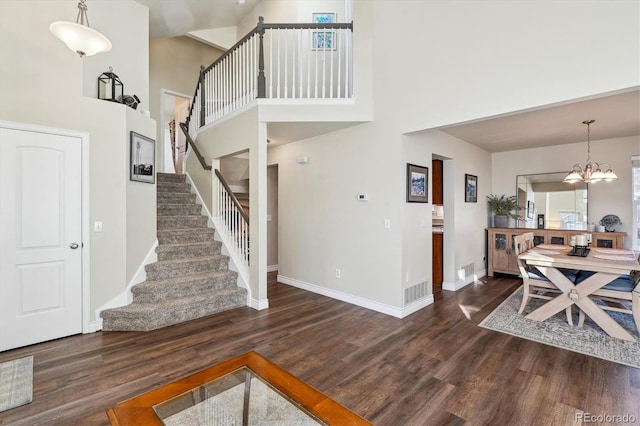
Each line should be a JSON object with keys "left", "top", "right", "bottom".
{"left": 70, "top": 243, "right": 79, "bottom": 249}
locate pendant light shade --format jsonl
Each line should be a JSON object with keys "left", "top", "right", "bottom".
{"left": 563, "top": 120, "right": 617, "bottom": 184}
{"left": 50, "top": 0, "right": 112, "bottom": 57}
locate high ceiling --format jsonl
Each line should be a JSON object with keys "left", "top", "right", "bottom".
{"left": 135, "top": 0, "right": 257, "bottom": 39}
{"left": 139, "top": 1, "right": 640, "bottom": 152}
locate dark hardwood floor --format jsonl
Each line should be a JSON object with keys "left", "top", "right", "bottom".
{"left": 1, "top": 273, "right": 638, "bottom": 425}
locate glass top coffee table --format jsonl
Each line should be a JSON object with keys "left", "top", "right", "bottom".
{"left": 107, "top": 351, "right": 370, "bottom": 425}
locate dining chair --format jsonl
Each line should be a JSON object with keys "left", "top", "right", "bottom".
{"left": 576, "top": 268, "right": 640, "bottom": 333}
{"left": 514, "top": 232, "right": 575, "bottom": 325}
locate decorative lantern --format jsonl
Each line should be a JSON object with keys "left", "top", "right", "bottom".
{"left": 98, "top": 67, "right": 123, "bottom": 103}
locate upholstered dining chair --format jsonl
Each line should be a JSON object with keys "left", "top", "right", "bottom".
{"left": 514, "top": 232, "right": 575, "bottom": 325}
{"left": 576, "top": 267, "right": 640, "bottom": 334}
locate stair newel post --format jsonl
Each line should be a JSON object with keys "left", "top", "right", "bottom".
{"left": 257, "top": 16, "right": 266, "bottom": 98}
{"left": 199, "top": 65, "right": 206, "bottom": 127}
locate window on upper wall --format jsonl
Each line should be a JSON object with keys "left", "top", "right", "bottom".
{"left": 633, "top": 155, "right": 640, "bottom": 250}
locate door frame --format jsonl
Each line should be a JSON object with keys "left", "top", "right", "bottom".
{"left": 159, "top": 89, "right": 192, "bottom": 173}
{"left": 0, "top": 120, "right": 91, "bottom": 333}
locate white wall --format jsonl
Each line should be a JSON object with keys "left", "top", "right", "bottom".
{"left": 267, "top": 165, "right": 278, "bottom": 269}
{"left": 149, "top": 36, "right": 224, "bottom": 168}
{"left": 402, "top": 131, "right": 492, "bottom": 291}
{"left": 377, "top": 0, "right": 639, "bottom": 133}
{"left": 238, "top": 0, "right": 348, "bottom": 35}
{"left": 126, "top": 109, "right": 157, "bottom": 282}
{"left": 492, "top": 136, "right": 640, "bottom": 249}
{"left": 268, "top": 121, "right": 403, "bottom": 307}
{"left": 186, "top": 150, "right": 213, "bottom": 213}
{"left": 80, "top": 1, "right": 150, "bottom": 110}
{"left": 0, "top": 0, "right": 155, "bottom": 321}
{"left": 264, "top": 0, "right": 638, "bottom": 314}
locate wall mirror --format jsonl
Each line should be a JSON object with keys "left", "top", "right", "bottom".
{"left": 516, "top": 172, "right": 588, "bottom": 230}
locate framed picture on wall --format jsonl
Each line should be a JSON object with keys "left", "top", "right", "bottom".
{"left": 406, "top": 163, "right": 429, "bottom": 203}
{"left": 465, "top": 174, "right": 477, "bottom": 202}
{"left": 527, "top": 200, "right": 535, "bottom": 219}
{"left": 130, "top": 131, "right": 155, "bottom": 184}
{"left": 312, "top": 12, "right": 336, "bottom": 50}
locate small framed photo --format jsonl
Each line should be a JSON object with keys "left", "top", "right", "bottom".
{"left": 130, "top": 131, "right": 155, "bottom": 184}
{"left": 312, "top": 12, "right": 336, "bottom": 50}
{"left": 527, "top": 200, "right": 535, "bottom": 219}
{"left": 465, "top": 174, "right": 477, "bottom": 202}
{"left": 407, "top": 163, "right": 429, "bottom": 203}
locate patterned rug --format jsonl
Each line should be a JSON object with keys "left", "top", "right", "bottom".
{"left": 0, "top": 356, "right": 33, "bottom": 412}
{"left": 479, "top": 287, "right": 640, "bottom": 369}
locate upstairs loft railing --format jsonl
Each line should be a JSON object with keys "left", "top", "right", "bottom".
{"left": 186, "top": 16, "right": 354, "bottom": 137}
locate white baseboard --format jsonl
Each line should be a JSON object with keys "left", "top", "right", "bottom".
{"left": 93, "top": 240, "right": 159, "bottom": 330}
{"left": 442, "top": 269, "right": 487, "bottom": 292}
{"left": 250, "top": 297, "right": 269, "bottom": 310}
{"left": 277, "top": 275, "right": 434, "bottom": 318}
{"left": 267, "top": 264, "right": 278, "bottom": 273}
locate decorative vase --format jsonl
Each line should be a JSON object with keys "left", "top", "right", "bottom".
{"left": 494, "top": 215, "right": 509, "bottom": 228}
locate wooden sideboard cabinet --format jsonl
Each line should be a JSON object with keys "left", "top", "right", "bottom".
{"left": 487, "top": 228, "right": 626, "bottom": 277}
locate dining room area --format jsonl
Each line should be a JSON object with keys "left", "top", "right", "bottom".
{"left": 517, "top": 232, "right": 639, "bottom": 338}
{"left": 481, "top": 229, "right": 639, "bottom": 371}
{"left": 480, "top": 143, "right": 640, "bottom": 371}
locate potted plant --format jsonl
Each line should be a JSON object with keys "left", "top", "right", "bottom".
{"left": 487, "top": 194, "right": 521, "bottom": 228}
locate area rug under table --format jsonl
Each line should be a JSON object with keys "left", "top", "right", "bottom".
{"left": 479, "top": 286, "right": 640, "bottom": 369}
{"left": 0, "top": 355, "right": 33, "bottom": 412}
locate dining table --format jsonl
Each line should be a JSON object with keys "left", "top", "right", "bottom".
{"left": 518, "top": 245, "right": 639, "bottom": 342}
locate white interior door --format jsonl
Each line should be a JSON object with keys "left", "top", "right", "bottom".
{"left": 0, "top": 127, "right": 83, "bottom": 351}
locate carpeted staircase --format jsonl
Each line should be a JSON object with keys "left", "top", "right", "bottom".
{"left": 100, "top": 173, "right": 247, "bottom": 331}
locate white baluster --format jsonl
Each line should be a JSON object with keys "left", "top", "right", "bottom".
{"left": 330, "top": 30, "right": 334, "bottom": 98}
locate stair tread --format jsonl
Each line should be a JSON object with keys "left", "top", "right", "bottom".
{"left": 102, "top": 288, "right": 246, "bottom": 314}
{"left": 147, "top": 254, "right": 228, "bottom": 266}
{"left": 158, "top": 216, "right": 206, "bottom": 220}
{"left": 157, "top": 241, "right": 218, "bottom": 249}
{"left": 157, "top": 229, "right": 215, "bottom": 236}
{"left": 137, "top": 270, "right": 237, "bottom": 287}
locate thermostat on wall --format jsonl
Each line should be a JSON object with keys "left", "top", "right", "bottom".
{"left": 357, "top": 193, "right": 369, "bottom": 201}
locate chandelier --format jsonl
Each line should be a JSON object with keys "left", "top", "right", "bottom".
{"left": 563, "top": 120, "right": 617, "bottom": 184}
{"left": 49, "top": 0, "right": 112, "bottom": 57}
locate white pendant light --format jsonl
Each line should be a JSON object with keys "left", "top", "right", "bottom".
{"left": 50, "top": 0, "right": 112, "bottom": 57}
{"left": 563, "top": 120, "right": 617, "bottom": 184}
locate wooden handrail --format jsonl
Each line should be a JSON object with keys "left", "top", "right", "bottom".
{"left": 200, "top": 19, "right": 353, "bottom": 75}
{"left": 178, "top": 122, "right": 211, "bottom": 171}
{"left": 186, "top": 17, "right": 355, "bottom": 126}
{"left": 177, "top": 123, "right": 248, "bottom": 224}
{"left": 215, "top": 169, "right": 249, "bottom": 224}
{"left": 202, "top": 27, "right": 260, "bottom": 74}
{"left": 262, "top": 22, "right": 353, "bottom": 30}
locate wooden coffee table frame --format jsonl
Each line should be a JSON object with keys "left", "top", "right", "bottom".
{"left": 107, "top": 351, "right": 371, "bottom": 425}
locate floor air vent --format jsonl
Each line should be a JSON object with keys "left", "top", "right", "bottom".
{"left": 404, "top": 281, "right": 428, "bottom": 305}
{"left": 460, "top": 263, "right": 474, "bottom": 280}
